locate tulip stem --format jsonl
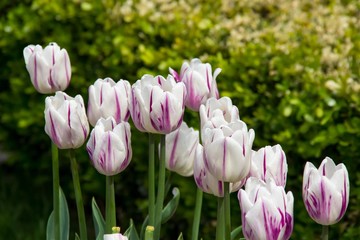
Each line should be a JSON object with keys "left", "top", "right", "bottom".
{"left": 52, "top": 142, "right": 60, "bottom": 240}
{"left": 191, "top": 187, "right": 203, "bottom": 240}
{"left": 216, "top": 196, "right": 225, "bottom": 240}
{"left": 224, "top": 182, "right": 231, "bottom": 240}
{"left": 145, "top": 226, "right": 155, "bottom": 240}
{"left": 154, "top": 135, "right": 166, "bottom": 239}
{"left": 321, "top": 225, "right": 329, "bottom": 240}
{"left": 106, "top": 175, "right": 116, "bottom": 233}
{"left": 148, "top": 133, "right": 156, "bottom": 227}
{"left": 69, "top": 150, "right": 88, "bottom": 240}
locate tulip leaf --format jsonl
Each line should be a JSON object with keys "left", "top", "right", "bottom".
{"left": 92, "top": 197, "right": 105, "bottom": 240}
{"left": 124, "top": 219, "right": 140, "bottom": 240}
{"left": 231, "top": 225, "right": 243, "bottom": 240}
{"left": 140, "top": 215, "right": 149, "bottom": 240}
{"left": 75, "top": 233, "right": 80, "bottom": 240}
{"left": 161, "top": 187, "right": 180, "bottom": 224}
{"left": 46, "top": 187, "right": 70, "bottom": 240}
{"left": 177, "top": 232, "right": 184, "bottom": 240}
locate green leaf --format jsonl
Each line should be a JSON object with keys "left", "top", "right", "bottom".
{"left": 46, "top": 188, "right": 70, "bottom": 240}
{"left": 75, "top": 233, "right": 80, "bottom": 240}
{"left": 124, "top": 219, "right": 140, "bottom": 240}
{"left": 231, "top": 226, "right": 242, "bottom": 240}
{"left": 92, "top": 197, "right": 105, "bottom": 240}
{"left": 161, "top": 187, "right": 180, "bottom": 224}
{"left": 140, "top": 215, "right": 149, "bottom": 240}
{"left": 177, "top": 232, "right": 184, "bottom": 240}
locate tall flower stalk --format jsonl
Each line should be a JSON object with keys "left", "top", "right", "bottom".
{"left": 148, "top": 134, "right": 156, "bottom": 227}
{"left": 69, "top": 150, "right": 87, "bottom": 239}
{"left": 191, "top": 188, "right": 203, "bottom": 240}
{"left": 52, "top": 142, "right": 60, "bottom": 240}
{"left": 106, "top": 176, "right": 116, "bottom": 233}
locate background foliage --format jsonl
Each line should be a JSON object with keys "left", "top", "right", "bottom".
{"left": 0, "top": 0, "right": 359, "bottom": 239}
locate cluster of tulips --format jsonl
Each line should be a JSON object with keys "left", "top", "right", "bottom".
{"left": 23, "top": 42, "right": 349, "bottom": 240}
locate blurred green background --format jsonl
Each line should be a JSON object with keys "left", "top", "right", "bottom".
{"left": 1, "top": 0, "right": 360, "bottom": 239}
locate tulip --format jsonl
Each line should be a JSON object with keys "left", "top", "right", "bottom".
{"left": 250, "top": 144, "right": 288, "bottom": 187}
{"left": 86, "top": 117, "right": 132, "bottom": 176}
{"left": 203, "top": 120, "right": 254, "bottom": 183}
{"left": 104, "top": 233, "right": 128, "bottom": 240}
{"left": 238, "top": 177, "right": 294, "bottom": 240}
{"left": 194, "top": 144, "right": 245, "bottom": 197}
{"left": 169, "top": 58, "right": 221, "bottom": 111}
{"left": 23, "top": 42, "right": 71, "bottom": 94}
{"left": 44, "top": 91, "right": 89, "bottom": 149}
{"left": 165, "top": 122, "right": 199, "bottom": 177}
{"left": 302, "top": 157, "right": 349, "bottom": 225}
{"left": 129, "top": 74, "right": 186, "bottom": 134}
{"left": 87, "top": 78, "right": 131, "bottom": 127}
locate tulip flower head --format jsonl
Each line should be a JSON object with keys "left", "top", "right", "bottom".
{"left": 44, "top": 91, "right": 89, "bottom": 149}
{"left": 238, "top": 177, "right": 294, "bottom": 240}
{"left": 194, "top": 144, "right": 245, "bottom": 197}
{"left": 130, "top": 74, "right": 186, "bottom": 134}
{"left": 87, "top": 117, "right": 132, "bottom": 176}
{"left": 87, "top": 78, "right": 131, "bottom": 127}
{"left": 170, "top": 58, "right": 221, "bottom": 111}
{"left": 165, "top": 122, "right": 199, "bottom": 177}
{"left": 203, "top": 120, "right": 254, "bottom": 183}
{"left": 302, "top": 157, "right": 349, "bottom": 225}
{"left": 23, "top": 42, "right": 71, "bottom": 94}
{"left": 250, "top": 144, "right": 288, "bottom": 187}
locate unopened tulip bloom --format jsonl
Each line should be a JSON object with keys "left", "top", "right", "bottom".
{"left": 88, "top": 78, "right": 131, "bottom": 127}
{"left": 250, "top": 145, "right": 288, "bottom": 187}
{"left": 129, "top": 74, "right": 186, "bottom": 134}
{"left": 87, "top": 118, "right": 132, "bottom": 176}
{"left": 203, "top": 120, "right": 254, "bottom": 183}
{"left": 194, "top": 144, "right": 245, "bottom": 197}
{"left": 238, "top": 177, "right": 294, "bottom": 240}
{"left": 165, "top": 122, "right": 198, "bottom": 177}
{"left": 302, "top": 157, "right": 349, "bottom": 225}
{"left": 44, "top": 91, "right": 89, "bottom": 149}
{"left": 23, "top": 42, "right": 71, "bottom": 94}
{"left": 169, "top": 58, "right": 221, "bottom": 111}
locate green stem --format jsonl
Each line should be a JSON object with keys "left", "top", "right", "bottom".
{"left": 216, "top": 196, "right": 225, "bottom": 240}
{"left": 69, "top": 150, "right": 88, "bottom": 240}
{"left": 191, "top": 187, "right": 203, "bottom": 240}
{"left": 52, "top": 142, "right": 60, "bottom": 240}
{"left": 145, "top": 226, "right": 155, "bottom": 240}
{"left": 154, "top": 135, "right": 166, "bottom": 239}
{"left": 321, "top": 225, "right": 329, "bottom": 240}
{"left": 148, "top": 134, "right": 156, "bottom": 227}
{"left": 224, "top": 182, "right": 231, "bottom": 240}
{"left": 106, "top": 176, "right": 116, "bottom": 233}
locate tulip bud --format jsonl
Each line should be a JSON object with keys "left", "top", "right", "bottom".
{"left": 194, "top": 144, "right": 245, "bottom": 197}
{"left": 238, "top": 177, "right": 294, "bottom": 240}
{"left": 87, "top": 78, "right": 131, "bottom": 127}
{"left": 23, "top": 42, "right": 71, "bottom": 94}
{"left": 165, "top": 122, "right": 199, "bottom": 177}
{"left": 250, "top": 144, "right": 288, "bottom": 187}
{"left": 129, "top": 74, "right": 186, "bottom": 134}
{"left": 302, "top": 157, "right": 349, "bottom": 225}
{"left": 203, "top": 120, "right": 254, "bottom": 183}
{"left": 44, "top": 91, "right": 89, "bottom": 149}
{"left": 87, "top": 117, "right": 132, "bottom": 176}
{"left": 103, "top": 233, "right": 128, "bottom": 240}
{"left": 170, "top": 58, "right": 221, "bottom": 111}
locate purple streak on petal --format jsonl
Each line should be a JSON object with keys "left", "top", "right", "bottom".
{"left": 67, "top": 104, "right": 71, "bottom": 128}
{"left": 114, "top": 88, "right": 121, "bottom": 123}
{"left": 64, "top": 52, "right": 70, "bottom": 85}
{"left": 164, "top": 95, "right": 171, "bottom": 132}
{"left": 218, "top": 181, "right": 223, "bottom": 196}
{"left": 157, "top": 76, "right": 162, "bottom": 85}
{"left": 222, "top": 138, "right": 227, "bottom": 180}
{"left": 337, "top": 173, "right": 348, "bottom": 221}
{"left": 284, "top": 212, "right": 293, "bottom": 240}
{"left": 206, "top": 67, "right": 211, "bottom": 91}
{"left": 263, "top": 149, "right": 267, "bottom": 180}
{"left": 280, "top": 151, "right": 285, "bottom": 186}
{"left": 262, "top": 201, "right": 281, "bottom": 240}
{"left": 33, "top": 55, "right": 39, "bottom": 89}
{"left": 170, "top": 68, "right": 180, "bottom": 82}
{"left": 169, "top": 130, "right": 180, "bottom": 169}
{"left": 120, "top": 128, "right": 130, "bottom": 170}
{"left": 107, "top": 133, "right": 112, "bottom": 173}
{"left": 52, "top": 47, "right": 55, "bottom": 65}
{"left": 322, "top": 164, "right": 326, "bottom": 176}
{"left": 82, "top": 124, "right": 87, "bottom": 139}
{"left": 49, "top": 111, "right": 60, "bottom": 147}
{"left": 242, "top": 134, "right": 245, "bottom": 156}
{"left": 100, "top": 84, "right": 104, "bottom": 105}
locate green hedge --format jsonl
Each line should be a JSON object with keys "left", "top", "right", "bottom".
{"left": 0, "top": 0, "right": 359, "bottom": 239}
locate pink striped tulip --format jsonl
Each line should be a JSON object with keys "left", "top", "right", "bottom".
{"left": 44, "top": 91, "right": 89, "bottom": 149}
{"left": 250, "top": 145, "right": 288, "bottom": 187}
{"left": 165, "top": 122, "right": 198, "bottom": 177}
{"left": 86, "top": 117, "right": 132, "bottom": 176}
{"left": 23, "top": 42, "right": 71, "bottom": 94}
{"left": 238, "top": 177, "right": 294, "bottom": 240}
{"left": 170, "top": 58, "right": 221, "bottom": 111}
{"left": 129, "top": 74, "right": 186, "bottom": 134}
{"left": 87, "top": 78, "right": 131, "bottom": 127}
{"left": 302, "top": 157, "right": 349, "bottom": 225}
